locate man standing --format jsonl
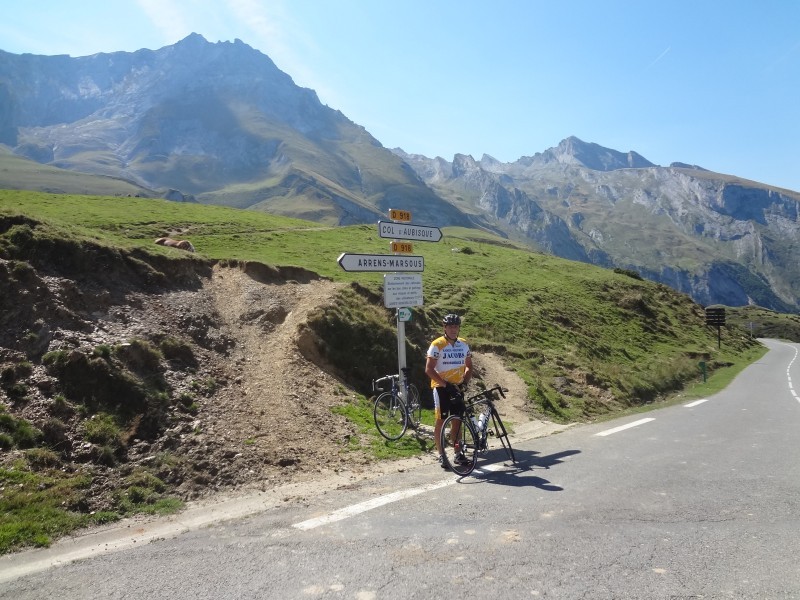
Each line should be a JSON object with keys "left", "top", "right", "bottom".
{"left": 425, "top": 313, "right": 472, "bottom": 469}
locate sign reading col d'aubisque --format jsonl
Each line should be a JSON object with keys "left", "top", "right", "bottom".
{"left": 377, "top": 221, "right": 442, "bottom": 243}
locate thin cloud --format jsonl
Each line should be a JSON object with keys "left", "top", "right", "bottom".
{"left": 645, "top": 46, "right": 671, "bottom": 71}
{"left": 224, "top": 0, "right": 338, "bottom": 104}
{"left": 226, "top": 0, "right": 298, "bottom": 67}
{"left": 765, "top": 39, "right": 800, "bottom": 73}
{"left": 135, "top": 0, "right": 192, "bottom": 45}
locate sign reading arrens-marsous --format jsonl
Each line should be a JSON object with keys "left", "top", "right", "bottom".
{"left": 337, "top": 253, "right": 425, "bottom": 272}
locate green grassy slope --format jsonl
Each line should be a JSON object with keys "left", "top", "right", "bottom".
{"left": 0, "top": 151, "right": 154, "bottom": 197}
{"left": 0, "top": 189, "right": 773, "bottom": 553}
{"left": 0, "top": 189, "right": 766, "bottom": 423}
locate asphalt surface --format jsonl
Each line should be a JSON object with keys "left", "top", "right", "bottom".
{"left": 2, "top": 339, "right": 798, "bottom": 599}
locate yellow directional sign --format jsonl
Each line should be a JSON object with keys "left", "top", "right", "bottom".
{"left": 391, "top": 241, "right": 414, "bottom": 254}
{"left": 389, "top": 208, "right": 412, "bottom": 223}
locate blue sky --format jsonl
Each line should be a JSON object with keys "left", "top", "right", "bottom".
{"left": 2, "top": 0, "right": 799, "bottom": 192}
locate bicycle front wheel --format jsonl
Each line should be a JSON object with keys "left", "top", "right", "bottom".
{"left": 374, "top": 392, "right": 408, "bottom": 440}
{"left": 490, "top": 408, "right": 515, "bottom": 463}
{"left": 440, "top": 415, "right": 478, "bottom": 476}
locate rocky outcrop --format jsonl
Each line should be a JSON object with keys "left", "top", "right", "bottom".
{"left": 2, "top": 36, "right": 799, "bottom": 312}
{"left": 397, "top": 139, "right": 800, "bottom": 312}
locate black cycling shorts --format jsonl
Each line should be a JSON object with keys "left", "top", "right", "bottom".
{"left": 433, "top": 385, "right": 465, "bottom": 419}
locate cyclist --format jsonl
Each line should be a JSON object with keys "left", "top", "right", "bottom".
{"left": 425, "top": 313, "right": 472, "bottom": 469}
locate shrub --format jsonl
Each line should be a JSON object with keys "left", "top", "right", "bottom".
{"left": 190, "top": 377, "right": 217, "bottom": 396}
{"left": 159, "top": 336, "right": 197, "bottom": 367}
{"left": 115, "top": 339, "right": 162, "bottom": 373}
{"left": 5, "top": 382, "right": 29, "bottom": 401}
{"left": 95, "top": 445, "right": 117, "bottom": 466}
{"left": 93, "top": 344, "right": 112, "bottom": 359}
{"left": 9, "top": 259, "right": 35, "bottom": 280}
{"left": 0, "top": 365, "right": 15, "bottom": 384}
{"left": 125, "top": 469, "right": 166, "bottom": 493}
{"left": 84, "top": 413, "right": 121, "bottom": 448}
{"left": 25, "top": 448, "right": 62, "bottom": 469}
{"left": 43, "top": 348, "right": 154, "bottom": 420}
{"left": 14, "top": 419, "right": 43, "bottom": 447}
{"left": 614, "top": 267, "right": 643, "bottom": 280}
{"left": 50, "top": 394, "right": 72, "bottom": 417}
{"left": 41, "top": 418, "right": 68, "bottom": 448}
{"left": 42, "top": 350, "right": 69, "bottom": 369}
{"left": 0, "top": 412, "right": 15, "bottom": 431}
{"left": 0, "top": 413, "right": 43, "bottom": 448}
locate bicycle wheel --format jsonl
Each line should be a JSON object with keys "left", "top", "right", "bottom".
{"left": 490, "top": 408, "right": 515, "bottom": 463}
{"left": 440, "top": 414, "right": 478, "bottom": 476}
{"left": 374, "top": 391, "right": 408, "bottom": 440}
{"left": 404, "top": 384, "right": 422, "bottom": 427}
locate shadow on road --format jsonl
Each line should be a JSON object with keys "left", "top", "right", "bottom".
{"left": 454, "top": 448, "right": 581, "bottom": 491}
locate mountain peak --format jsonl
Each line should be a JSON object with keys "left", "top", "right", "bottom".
{"left": 176, "top": 32, "right": 208, "bottom": 46}
{"left": 552, "top": 136, "right": 656, "bottom": 171}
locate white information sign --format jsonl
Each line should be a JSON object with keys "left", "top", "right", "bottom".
{"left": 384, "top": 273, "right": 423, "bottom": 308}
{"left": 397, "top": 307, "right": 412, "bottom": 322}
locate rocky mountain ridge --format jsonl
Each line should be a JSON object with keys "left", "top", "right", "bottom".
{"left": 1, "top": 35, "right": 799, "bottom": 311}
{"left": 0, "top": 34, "right": 468, "bottom": 228}
{"left": 395, "top": 138, "right": 800, "bottom": 312}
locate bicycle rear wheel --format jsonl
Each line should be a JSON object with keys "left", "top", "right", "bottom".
{"left": 374, "top": 392, "right": 408, "bottom": 440}
{"left": 404, "top": 384, "right": 421, "bottom": 427}
{"left": 440, "top": 415, "right": 478, "bottom": 476}
{"left": 490, "top": 408, "right": 515, "bottom": 463}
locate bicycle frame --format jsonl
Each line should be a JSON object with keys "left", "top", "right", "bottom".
{"left": 372, "top": 368, "right": 421, "bottom": 441}
{"left": 439, "top": 385, "right": 515, "bottom": 475}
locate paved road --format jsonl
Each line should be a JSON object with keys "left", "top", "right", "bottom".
{"left": 2, "top": 339, "right": 799, "bottom": 599}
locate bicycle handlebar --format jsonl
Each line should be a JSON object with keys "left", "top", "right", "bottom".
{"left": 462, "top": 384, "right": 507, "bottom": 409}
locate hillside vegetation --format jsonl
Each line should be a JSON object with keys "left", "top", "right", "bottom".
{"left": 0, "top": 150, "right": 156, "bottom": 198}
{"left": 0, "top": 190, "right": 771, "bottom": 553}
{"left": 0, "top": 190, "right": 766, "bottom": 412}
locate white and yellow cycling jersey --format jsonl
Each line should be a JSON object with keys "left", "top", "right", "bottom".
{"left": 426, "top": 336, "right": 471, "bottom": 388}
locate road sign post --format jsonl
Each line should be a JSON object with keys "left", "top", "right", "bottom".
{"left": 338, "top": 210, "right": 442, "bottom": 393}
{"left": 705, "top": 307, "right": 726, "bottom": 349}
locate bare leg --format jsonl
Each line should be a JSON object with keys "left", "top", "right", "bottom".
{"left": 451, "top": 418, "right": 462, "bottom": 452}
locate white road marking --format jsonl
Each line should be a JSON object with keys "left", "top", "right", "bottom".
{"left": 684, "top": 399, "right": 709, "bottom": 408}
{"left": 595, "top": 418, "right": 655, "bottom": 437}
{"left": 292, "top": 478, "right": 455, "bottom": 530}
{"left": 784, "top": 343, "right": 799, "bottom": 403}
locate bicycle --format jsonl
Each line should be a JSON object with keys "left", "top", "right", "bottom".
{"left": 439, "top": 384, "right": 515, "bottom": 475}
{"left": 372, "top": 367, "right": 421, "bottom": 440}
